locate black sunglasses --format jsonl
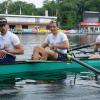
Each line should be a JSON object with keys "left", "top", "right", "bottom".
{"left": 0, "top": 24, "right": 6, "bottom": 27}
{"left": 0, "top": 18, "right": 7, "bottom": 22}
{"left": 0, "top": 18, "right": 7, "bottom": 27}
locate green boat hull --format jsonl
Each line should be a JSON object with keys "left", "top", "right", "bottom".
{"left": 0, "top": 59, "right": 100, "bottom": 77}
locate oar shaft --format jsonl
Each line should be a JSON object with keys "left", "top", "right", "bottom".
{"left": 72, "top": 57, "right": 100, "bottom": 74}
{"left": 72, "top": 43, "right": 95, "bottom": 51}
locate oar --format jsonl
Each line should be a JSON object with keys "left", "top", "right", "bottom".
{"left": 72, "top": 57, "right": 100, "bottom": 75}
{"left": 72, "top": 42, "right": 95, "bottom": 51}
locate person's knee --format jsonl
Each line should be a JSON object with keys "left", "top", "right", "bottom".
{"left": 33, "top": 46, "right": 43, "bottom": 52}
{"left": 34, "top": 45, "right": 41, "bottom": 49}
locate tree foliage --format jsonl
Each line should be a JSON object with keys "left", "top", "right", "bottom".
{"left": 0, "top": 0, "right": 100, "bottom": 29}
{"left": 0, "top": 0, "right": 37, "bottom": 15}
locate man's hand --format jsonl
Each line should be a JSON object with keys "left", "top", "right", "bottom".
{"left": 49, "top": 44, "right": 56, "bottom": 50}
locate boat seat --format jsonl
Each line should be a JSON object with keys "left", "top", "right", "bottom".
{"left": 73, "top": 50, "right": 91, "bottom": 59}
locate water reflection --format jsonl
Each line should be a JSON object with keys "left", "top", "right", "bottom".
{"left": 0, "top": 78, "right": 100, "bottom": 100}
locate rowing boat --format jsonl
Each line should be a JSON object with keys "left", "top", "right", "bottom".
{"left": 0, "top": 58, "right": 100, "bottom": 76}
{"left": 0, "top": 49, "right": 100, "bottom": 81}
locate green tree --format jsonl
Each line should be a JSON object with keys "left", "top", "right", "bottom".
{"left": 0, "top": 0, "right": 100, "bottom": 29}
{"left": 58, "top": 0, "right": 78, "bottom": 29}
{"left": 36, "top": 8, "right": 45, "bottom": 16}
{"left": 0, "top": 0, "right": 13, "bottom": 14}
{"left": 0, "top": 0, "right": 37, "bottom": 15}
{"left": 43, "top": 0, "right": 58, "bottom": 16}
{"left": 8, "top": 1, "right": 37, "bottom": 15}
{"left": 84, "top": 0, "right": 100, "bottom": 12}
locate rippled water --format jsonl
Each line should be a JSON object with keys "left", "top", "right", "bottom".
{"left": 0, "top": 78, "right": 100, "bottom": 100}
{"left": 0, "top": 33, "right": 99, "bottom": 100}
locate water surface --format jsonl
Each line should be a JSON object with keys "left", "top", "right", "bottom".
{"left": 0, "top": 34, "right": 99, "bottom": 100}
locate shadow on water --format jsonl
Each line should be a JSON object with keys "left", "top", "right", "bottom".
{"left": 0, "top": 72, "right": 67, "bottom": 97}
{"left": 0, "top": 71, "right": 100, "bottom": 100}
{"left": 0, "top": 76, "right": 100, "bottom": 100}
{"left": 0, "top": 71, "right": 68, "bottom": 87}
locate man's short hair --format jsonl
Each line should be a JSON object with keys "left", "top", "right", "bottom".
{"left": 0, "top": 17, "right": 7, "bottom": 25}
{"left": 46, "top": 20, "right": 58, "bottom": 30}
{"left": 49, "top": 20, "right": 57, "bottom": 25}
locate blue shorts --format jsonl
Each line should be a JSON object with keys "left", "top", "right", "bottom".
{"left": 56, "top": 52, "right": 67, "bottom": 61}
{"left": 0, "top": 53, "right": 16, "bottom": 64}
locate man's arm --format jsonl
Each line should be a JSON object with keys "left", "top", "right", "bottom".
{"left": 41, "top": 43, "right": 48, "bottom": 48}
{"left": 5, "top": 44, "right": 24, "bottom": 54}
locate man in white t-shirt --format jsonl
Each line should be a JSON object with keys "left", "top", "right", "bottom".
{"left": 32, "top": 20, "right": 69, "bottom": 61}
{"left": 0, "top": 17, "right": 24, "bottom": 54}
{"left": 89, "top": 35, "right": 100, "bottom": 59}
{"left": 94, "top": 35, "right": 100, "bottom": 52}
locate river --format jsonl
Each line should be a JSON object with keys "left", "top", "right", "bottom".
{"left": 0, "top": 33, "right": 99, "bottom": 100}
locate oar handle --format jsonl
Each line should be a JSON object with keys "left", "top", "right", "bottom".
{"left": 72, "top": 57, "right": 100, "bottom": 75}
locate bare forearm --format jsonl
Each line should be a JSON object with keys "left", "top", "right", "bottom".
{"left": 94, "top": 43, "right": 100, "bottom": 52}
{"left": 42, "top": 43, "right": 48, "bottom": 48}
{"left": 6, "top": 49, "right": 24, "bottom": 54}
{"left": 96, "top": 42, "right": 100, "bottom": 45}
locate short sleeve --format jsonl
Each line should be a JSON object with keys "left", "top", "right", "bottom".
{"left": 61, "top": 33, "right": 68, "bottom": 42}
{"left": 11, "top": 34, "right": 20, "bottom": 46}
{"left": 96, "top": 35, "right": 100, "bottom": 42}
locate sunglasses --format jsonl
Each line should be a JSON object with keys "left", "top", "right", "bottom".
{"left": 0, "top": 18, "right": 7, "bottom": 27}
{"left": 0, "top": 24, "right": 6, "bottom": 27}
{"left": 0, "top": 19, "right": 7, "bottom": 23}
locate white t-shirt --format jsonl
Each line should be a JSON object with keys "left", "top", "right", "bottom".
{"left": 44, "top": 32, "right": 69, "bottom": 54}
{"left": 0, "top": 31, "right": 20, "bottom": 50}
{"left": 96, "top": 35, "right": 100, "bottom": 42}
